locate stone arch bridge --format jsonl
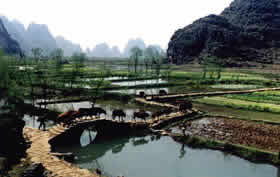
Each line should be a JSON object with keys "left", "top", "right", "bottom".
{"left": 49, "top": 117, "right": 151, "bottom": 146}
{"left": 48, "top": 108, "right": 197, "bottom": 146}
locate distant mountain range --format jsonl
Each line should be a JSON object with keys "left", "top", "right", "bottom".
{"left": 0, "top": 16, "right": 164, "bottom": 57}
{"left": 1, "top": 16, "right": 82, "bottom": 56}
{"left": 0, "top": 18, "right": 22, "bottom": 56}
{"left": 86, "top": 38, "right": 164, "bottom": 58}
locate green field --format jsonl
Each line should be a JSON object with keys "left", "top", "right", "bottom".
{"left": 196, "top": 96, "right": 280, "bottom": 113}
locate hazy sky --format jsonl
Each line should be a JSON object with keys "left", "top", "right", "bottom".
{"left": 0, "top": 0, "right": 233, "bottom": 51}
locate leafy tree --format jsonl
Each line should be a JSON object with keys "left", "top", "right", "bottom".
{"left": 69, "top": 52, "right": 87, "bottom": 89}
{"left": 0, "top": 52, "right": 10, "bottom": 91}
{"left": 0, "top": 51, "right": 25, "bottom": 114}
{"left": 130, "top": 47, "right": 143, "bottom": 74}
{"left": 88, "top": 74, "right": 111, "bottom": 108}
{"left": 31, "top": 48, "right": 43, "bottom": 61}
{"left": 51, "top": 48, "right": 64, "bottom": 74}
{"left": 202, "top": 56, "right": 224, "bottom": 80}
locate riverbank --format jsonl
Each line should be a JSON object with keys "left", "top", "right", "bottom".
{"left": 169, "top": 116, "right": 280, "bottom": 166}
{"left": 171, "top": 133, "right": 280, "bottom": 165}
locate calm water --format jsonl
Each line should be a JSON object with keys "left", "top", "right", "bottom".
{"left": 56, "top": 134, "right": 280, "bottom": 177}
{"left": 84, "top": 77, "right": 128, "bottom": 81}
{"left": 108, "top": 88, "right": 169, "bottom": 95}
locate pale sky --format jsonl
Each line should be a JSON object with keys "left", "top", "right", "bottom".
{"left": 0, "top": 0, "right": 233, "bottom": 51}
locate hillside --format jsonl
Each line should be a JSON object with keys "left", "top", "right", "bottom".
{"left": 167, "top": 0, "right": 280, "bottom": 66}
{"left": 0, "top": 18, "right": 22, "bottom": 56}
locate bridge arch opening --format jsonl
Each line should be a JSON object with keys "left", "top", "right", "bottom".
{"left": 80, "top": 128, "right": 97, "bottom": 147}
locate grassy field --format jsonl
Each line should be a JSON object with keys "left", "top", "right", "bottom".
{"left": 210, "top": 84, "right": 262, "bottom": 90}
{"left": 170, "top": 71, "right": 269, "bottom": 81}
{"left": 225, "top": 92, "right": 280, "bottom": 105}
{"left": 194, "top": 103, "right": 280, "bottom": 123}
{"left": 195, "top": 96, "right": 280, "bottom": 113}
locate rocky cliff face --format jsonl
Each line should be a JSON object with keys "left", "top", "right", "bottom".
{"left": 26, "top": 23, "right": 58, "bottom": 55}
{"left": 0, "top": 19, "right": 22, "bottom": 56}
{"left": 167, "top": 0, "right": 280, "bottom": 65}
{"left": 1, "top": 16, "right": 81, "bottom": 56}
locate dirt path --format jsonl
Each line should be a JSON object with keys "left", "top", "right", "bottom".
{"left": 24, "top": 127, "right": 98, "bottom": 177}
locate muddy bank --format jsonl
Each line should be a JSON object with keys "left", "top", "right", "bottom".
{"left": 171, "top": 133, "right": 279, "bottom": 166}
{"left": 170, "top": 116, "right": 280, "bottom": 165}
{"left": 182, "top": 117, "right": 280, "bottom": 152}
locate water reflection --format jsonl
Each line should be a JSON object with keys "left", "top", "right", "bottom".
{"left": 108, "top": 88, "right": 169, "bottom": 95}
{"left": 56, "top": 134, "right": 279, "bottom": 177}
{"left": 179, "top": 144, "right": 186, "bottom": 159}
{"left": 131, "top": 137, "right": 149, "bottom": 146}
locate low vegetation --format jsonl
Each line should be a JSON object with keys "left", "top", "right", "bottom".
{"left": 196, "top": 96, "right": 280, "bottom": 113}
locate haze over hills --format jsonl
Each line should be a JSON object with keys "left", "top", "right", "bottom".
{"left": 55, "top": 36, "right": 82, "bottom": 56}
{"left": 1, "top": 16, "right": 82, "bottom": 56}
{"left": 0, "top": 18, "right": 22, "bottom": 55}
{"left": 83, "top": 38, "right": 164, "bottom": 58}
{"left": 0, "top": 16, "right": 164, "bottom": 58}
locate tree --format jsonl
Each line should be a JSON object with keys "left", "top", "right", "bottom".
{"left": 130, "top": 47, "right": 143, "bottom": 74}
{"left": 0, "top": 52, "right": 10, "bottom": 91}
{"left": 0, "top": 51, "right": 25, "bottom": 115}
{"left": 51, "top": 48, "right": 64, "bottom": 73}
{"left": 69, "top": 52, "right": 87, "bottom": 89}
{"left": 31, "top": 48, "right": 43, "bottom": 61}
{"left": 88, "top": 73, "right": 111, "bottom": 108}
{"left": 202, "top": 56, "right": 224, "bottom": 80}
{"left": 144, "top": 46, "right": 164, "bottom": 76}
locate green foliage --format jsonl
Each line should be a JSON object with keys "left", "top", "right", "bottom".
{"left": 225, "top": 92, "right": 280, "bottom": 105}
{"left": 196, "top": 96, "right": 280, "bottom": 113}
{"left": 211, "top": 84, "right": 261, "bottom": 90}
{"left": 51, "top": 48, "right": 64, "bottom": 74}
{"left": 130, "top": 47, "right": 143, "bottom": 74}
{"left": 31, "top": 48, "right": 43, "bottom": 60}
{"left": 202, "top": 56, "right": 224, "bottom": 80}
{"left": 0, "top": 51, "right": 10, "bottom": 89}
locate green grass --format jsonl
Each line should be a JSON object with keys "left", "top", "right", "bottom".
{"left": 170, "top": 71, "right": 269, "bottom": 81}
{"left": 210, "top": 84, "right": 262, "bottom": 90}
{"left": 225, "top": 93, "right": 280, "bottom": 105}
{"left": 194, "top": 103, "right": 280, "bottom": 123}
{"left": 195, "top": 96, "right": 280, "bottom": 113}
{"left": 253, "top": 91, "right": 280, "bottom": 97}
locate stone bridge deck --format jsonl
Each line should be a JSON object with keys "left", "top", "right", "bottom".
{"left": 24, "top": 109, "right": 197, "bottom": 177}
{"left": 24, "top": 127, "right": 98, "bottom": 177}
